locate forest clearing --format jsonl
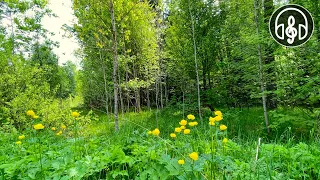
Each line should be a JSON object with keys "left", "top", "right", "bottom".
{"left": 1, "top": 0, "right": 320, "bottom": 179}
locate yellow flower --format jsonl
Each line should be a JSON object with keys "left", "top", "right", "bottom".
{"left": 175, "top": 127, "right": 182, "bottom": 133}
{"left": 180, "top": 126, "right": 186, "bottom": 130}
{"left": 51, "top": 127, "right": 56, "bottom": 131}
{"left": 170, "top": 133, "right": 176, "bottom": 138}
{"left": 220, "top": 125, "right": 227, "bottom": 131}
{"left": 32, "top": 115, "right": 39, "bottom": 119}
{"left": 16, "top": 141, "right": 22, "bottom": 145}
{"left": 222, "top": 138, "right": 228, "bottom": 144}
{"left": 188, "top": 122, "right": 198, "bottom": 126}
{"left": 72, "top": 111, "right": 80, "bottom": 118}
{"left": 209, "top": 121, "right": 215, "bottom": 126}
{"left": 26, "top": 110, "right": 35, "bottom": 117}
{"left": 214, "top": 111, "right": 223, "bottom": 117}
{"left": 147, "top": 131, "right": 152, "bottom": 135}
{"left": 33, "top": 123, "right": 45, "bottom": 130}
{"left": 179, "top": 120, "right": 187, "bottom": 126}
{"left": 18, "top": 135, "right": 25, "bottom": 140}
{"left": 187, "top": 114, "right": 195, "bottom": 120}
{"left": 209, "top": 116, "right": 215, "bottom": 122}
{"left": 183, "top": 129, "right": 190, "bottom": 134}
{"left": 189, "top": 152, "right": 198, "bottom": 161}
{"left": 178, "top": 159, "right": 185, "bottom": 165}
{"left": 152, "top": 128, "right": 160, "bottom": 136}
{"left": 56, "top": 131, "right": 62, "bottom": 136}
{"left": 214, "top": 115, "right": 223, "bottom": 121}
{"left": 61, "top": 125, "right": 66, "bottom": 129}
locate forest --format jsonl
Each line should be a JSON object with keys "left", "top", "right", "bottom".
{"left": 1, "top": 0, "right": 320, "bottom": 179}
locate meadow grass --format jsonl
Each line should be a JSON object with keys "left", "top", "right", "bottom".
{"left": 0, "top": 106, "right": 319, "bottom": 179}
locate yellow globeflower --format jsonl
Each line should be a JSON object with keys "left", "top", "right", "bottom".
{"left": 209, "top": 116, "right": 215, "bottom": 122}
{"left": 72, "top": 111, "right": 80, "bottom": 118}
{"left": 170, "top": 133, "right": 176, "bottom": 138}
{"left": 33, "top": 123, "right": 45, "bottom": 130}
{"left": 56, "top": 131, "right": 62, "bottom": 136}
{"left": 16, "top": 141, "right": 22, "bottom": 145}
{"left": 147, "top": 131, "right": 152, "bottom": 135}
{"left": 220, "top": 125, "right": 227, "bottom": 131}
{"left": 51, "top": 127, "right": 56, "bottom": 131}
{"left": 178, "top": 159, "right": 185, "bottom": 165}
{"left": 180, "top": 126, "right": 186, "bottom": 130}
{"left": 209, "top": 121, "right": 215, "bottom": 126}
{"left": 32, "top": 115, "right": 39, "bottom": 119}
{"left": 26, "top": 110, "right": 35, "bottom": 117}
{"left": 188, "top": 122, "right": 195, "bottom": 126}
{"left": 214, "top": 115, "right": 223, "bottom": 121}
{"left": 214, "top": 111, "right": 223, "bottom": 117}
{"left": 175, "top": 127, "right": 182, "bottom": 133}
{"left": 187, "top": 114, "right": 195, "bottom": 120}
{"left": 194, "top": 122, "right": 198, "bottom": 126}
{"left": 179, "top": 120, "right": 187, "bottom": 126}
{"left": 184, "top": 129, "right": 191, "bottom": 134}
{"left": 189, "top": 152, "right": 199, "bottom": 161}
{"left": 61, "top": 124, "right": 66, "bottom": 129}
{"left": 222, "top": 138, "right": 228, "bottom": 143}
{"left": 18, "top": 135, "right": 25, "bottom": 140}
{"left": 152, "top": 128, "right": 160, "bottom": 136}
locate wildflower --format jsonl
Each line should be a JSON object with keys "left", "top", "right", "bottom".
{"left": 184, "top": 129, "right": 191, "bottom": 134}
{"left": 175, "top": 127, "right": 182, "bottom": 133}
{"left": 170, "top": 133, "right": 176, "bottom": 138}
{"left": 152, "top": 128, "right": 160, "bottom": 136}
{"left": 33, "top": 123, "right": 45, "bottom": 130}
{"left": 222, "top": 138, "right": 228, "bottom": 144}
{"left": 188, "top": 122, "right": 198, "bottom": 126}
{"left": 147, "top": 131, "right": 152, "bottom": 135}
{"left": 220, "top": 125, "right": 227, "bottom": 131}
{"left": 61, "top": 124, "right": 66, "bottom": 129}
{"left": 214, "top": 115, "right": 223, "bottom": 121}
{"left": 187, "top": 114, "right": 195, "bottom": 120}
{"left": 56, "top": 131, "right": 62, "bottom": 136}
{"left": 209, "top": 116, "right": 215, "bottom": 122}
{"left": 180, "top": 126, "right": 186, "bottom": 130}
{"left": 51, "top": 127, "right": 56, "bottom": 131}
{"left": 178, "top": 159, "right": 185, "bottom": 165}
{"left": 72, "top": 111, "right": 80, "bottom": 118}
{"left": 189, "top": 152, "right": 199, "bottom": 161}
{"left": 16, "top": 141, "right": 22, "bottom": 145}
{"left": 18, "top": 135, "right": 25, "bottom": 140}
{"left": 179, "top": 120, "right": 187, "bottom": 126}
{"left": 32, "top": 115, "right": 39, "bottom": 119}
{"left": 26, "top": 110, "right": 35, "bottom": 117}
{"left": 214, "top": 111, "right": 223, "bottom": 117}
{"left": 209, "top": 121, "right": 215, "bottom": 126}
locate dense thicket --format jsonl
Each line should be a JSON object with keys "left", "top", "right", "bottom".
{"left": 0, "top": 0, "right": 77, "bottom": 129}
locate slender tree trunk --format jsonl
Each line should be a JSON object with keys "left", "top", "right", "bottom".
{"left": 110, "top": 0, "right": 119, "bottom": 131}
{"left": 147, "top": 88, "right": 150, "bottom": 110}
{"left": 254, "top": 0, "right": 270, "bottom": 134}
{"left": 164, "top": 75, "right": 168, "bottom": 105}
{"left": 102, "top": 62, "right": 109, "bottom": 115}
{"left": 118, "top": 68, "right": 124, "bottom": 117}
{"left": 188, "top": 0, "right": 202, "bottom": 121}
{"left": 160, "top": 76, "right": 163, "bottom": 109}
{"left": 155, "top": 78, "right": 159, "bottom": 127}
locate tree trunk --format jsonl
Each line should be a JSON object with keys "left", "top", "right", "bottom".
{"left": 188, "top": 0, "right": 202, "bottom": 121}
{"left": 263, "top": 0, "right": 277, "bottom": 109}
{"left": 254, "top": 0, "right": 270, "bottom": 134}
{"left": 110, "top": 0, "right": 119, "bottom": 131}
{"left": 147, "top": 88, "right": 150, "bottom": 110}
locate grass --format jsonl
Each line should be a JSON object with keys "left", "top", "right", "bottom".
{"left": 0, "top": 106, "right": 320, "bottom": 179}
